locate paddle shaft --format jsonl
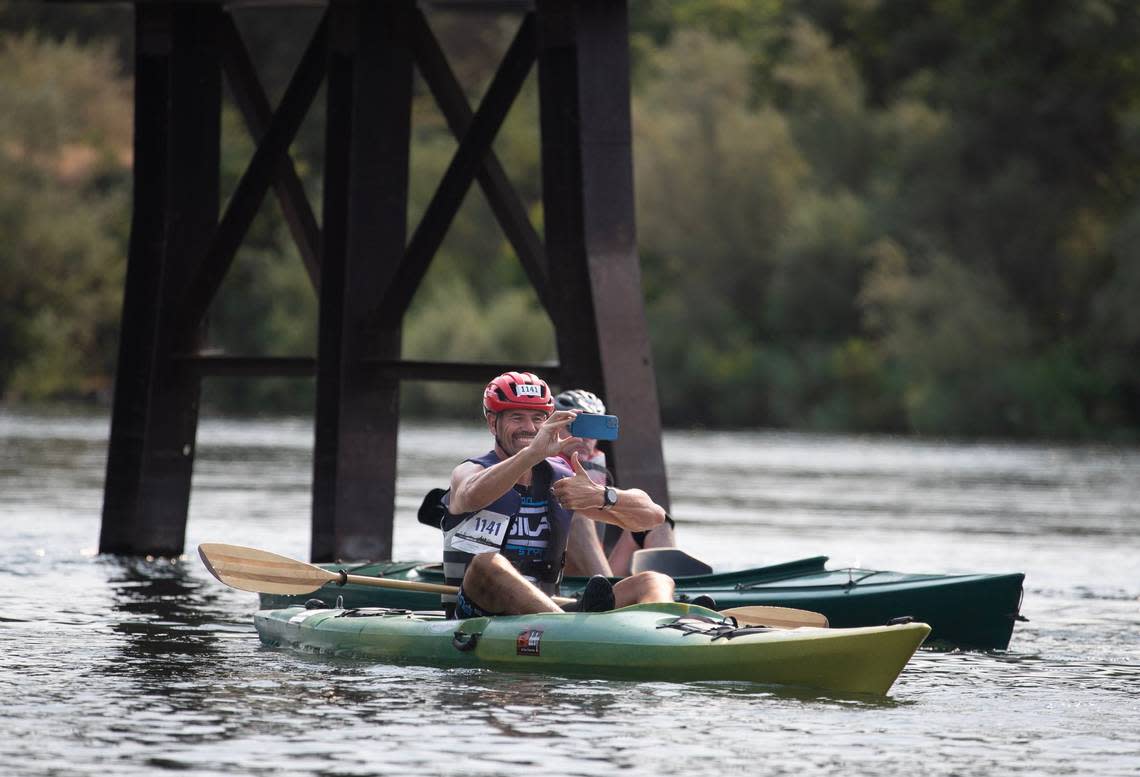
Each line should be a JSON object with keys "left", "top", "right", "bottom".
{"left": 342, "top": 576, "right": 824, "bottom": 625}
{"left": 198, "top": 542, "right": 575, "bottom": 604}
{"left": 342, "top": 570, "right": 576, "bottom": 606}
{"left": 198, "top": 543, "right": 829, "bottom": 626}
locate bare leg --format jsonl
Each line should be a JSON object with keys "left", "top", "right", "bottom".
{"left": 642, "top": 521, "right": 676, "bottom": 549}
{"left": 460, "top": 551, "right": 562, "bottom": 615}
{"left": 607, "top": 522, "right": 677, "bottom": 577}
{"left": 606, "top": 531, "right": 638, "bottom": 577}
{"left": 564, "top": 515, "right": 614, "bottom": 577}
{"left": 613, "top": 571, "right": 674, "bottom": 608}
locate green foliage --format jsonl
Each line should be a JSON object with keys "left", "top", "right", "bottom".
{"left": 402, "top": 269, "right": 554, "bottom": 417}
{"left": 4, "top": 4, "right": 1140, "bottom": 439}
{"left": 861, "top": 247, "right": 1035, "bottom": 434}
{"left": 631, "top": 0, "right": 786, "bottom": 96}
{"left": 397, "top": 63, "right": 554, "bottom": 420}
{"left": 636, "top": 30, "right": 809, "bottom": 326}
{"left": 0, "top": 32, "right": 130, "bottom": 399}
{"left": 634, "top": 3, "right": 1140, "bottom": 438}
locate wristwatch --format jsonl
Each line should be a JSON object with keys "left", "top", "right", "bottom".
{"left": 601, "top": 486, "right": 618, "bottom": 509}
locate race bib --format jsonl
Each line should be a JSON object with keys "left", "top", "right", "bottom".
{"left": 448, "top": 509, "right": 512, "bottom": 555}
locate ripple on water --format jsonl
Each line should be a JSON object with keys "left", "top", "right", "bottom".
{"left": 2, "top": 415, "right": 1139, "bottom": 776}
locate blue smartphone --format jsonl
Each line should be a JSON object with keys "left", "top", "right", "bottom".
{"left": 569, "top": 413, "right": 620, "bottom": 441}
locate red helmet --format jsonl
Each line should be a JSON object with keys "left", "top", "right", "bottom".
{"left": 483, "top": 371, "right": 554, "bottom": 415}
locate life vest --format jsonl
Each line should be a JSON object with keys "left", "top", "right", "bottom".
{"left": 559, "top": 449, "right": 609, "bottom": 486}
{"left": 440, "top": 450, "right": 574, "bottom": 609}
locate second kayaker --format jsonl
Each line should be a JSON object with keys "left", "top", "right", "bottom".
{"left": 554, "top": 388, "right": 678, "bottom": 578}
{"left": 442, "top": 371, "right": 674, "bottom": 618}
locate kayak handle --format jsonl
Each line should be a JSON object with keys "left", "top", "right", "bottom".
{"left": 452, "top": 630, "right": 481, "bottom": 652}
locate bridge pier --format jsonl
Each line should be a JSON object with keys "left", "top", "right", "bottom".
{"left": 100, "top": 3, "right": 221, "bottom": 556}
{"left": 99, "top": 0, "right": 668, "bottom": 562}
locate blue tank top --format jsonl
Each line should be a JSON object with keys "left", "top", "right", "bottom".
{"left": 440, "top": 450, "right": 574, "bottom": 605}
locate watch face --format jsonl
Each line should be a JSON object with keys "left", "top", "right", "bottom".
{"left": 604, "top": 487, "right": 618, "bottom": 507}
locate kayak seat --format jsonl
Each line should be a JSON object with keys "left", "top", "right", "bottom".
{"left": 630, "top": 548, "right": 714, "bottom": 577}
{"left": 417, "top": 488, "right": 449, "bottom": 528}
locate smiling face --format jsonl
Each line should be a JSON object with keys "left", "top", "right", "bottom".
{"left": 488, "top": 409, "right": 551, "bottom": 456}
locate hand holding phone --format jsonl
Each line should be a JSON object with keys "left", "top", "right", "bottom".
{"left": 569, "top": 413, "right": 619, "bottom": 441}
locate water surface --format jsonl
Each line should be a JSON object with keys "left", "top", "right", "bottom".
{"left": 2, "top": 407, "right": 1138, "bottom": 776}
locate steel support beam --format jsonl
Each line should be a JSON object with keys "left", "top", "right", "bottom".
{"left": 99, "top": 0, "right": 670, "bottom": 560}
{"left": 312, "top": 0, "right": 415, "bottom": 562}
{"left": 408, "top": 8, "right": 552, "bottom": 314}
{"left": 380, "top": 12, "right": 537, "bottom": 327}
{"left": 219, "top": 13, "right": 323, "bottom": 291}
{"left": 100, "top": 2, "right": 222, "bottom": 555}
{"left": 173, "top": 354, "right": 560, "bottom": 383}
{"left": 536, "top": 0, "right": 669, "bottom": 509}
{"left": 180, "top": 13, "right": 327, "bottom": 333}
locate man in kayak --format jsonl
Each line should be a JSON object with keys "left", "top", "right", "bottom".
{"left": 443, "top": 371, "right": 675, "bottom": 618}
{"left": 554, "top": 389, "right": 678, "bottom": 578}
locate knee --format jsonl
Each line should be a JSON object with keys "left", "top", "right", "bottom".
{"left": 613, "top": 570, "right": 675, "bottom": 607}
{"left": 465, "top": 551, "right": 512, "bottom": 582}
{"left": 633, "top": 570, "right": 674, "bottom": 594}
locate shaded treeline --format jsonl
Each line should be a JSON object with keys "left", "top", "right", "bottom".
{"left": 2, "top": 0, "right": 1138, "bottom": 439}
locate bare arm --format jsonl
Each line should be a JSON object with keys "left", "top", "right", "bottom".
{"left": 448, "top": 410, "right": 578, "bottom": 515}
{"left": 575, "top": 487, "right": 666, "bottom": 532}
{"left": 551, "top": 452, "right": 666, "bottom": 532}
{"left": 448, "top": 458, "right": 535, "bottom": 516}
{"left": 563, "top": 514, "right": 614, "bottom": 577}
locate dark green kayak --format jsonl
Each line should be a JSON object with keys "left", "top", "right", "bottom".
{"left": 258, "top": 555, "right": 1025, "bottom": 650}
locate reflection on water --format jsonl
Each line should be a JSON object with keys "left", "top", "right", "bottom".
{"left": 1, "top": 407, "right": 1139, "bottom": 776}
{"left": 106, "top": 557, "right": 225, "bottom": 674}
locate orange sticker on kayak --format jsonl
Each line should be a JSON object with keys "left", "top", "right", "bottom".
{"left": 516, "top": 628, "right": 543, "bottom": 656}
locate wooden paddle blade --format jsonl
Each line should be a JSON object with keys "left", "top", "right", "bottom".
{"left": 198, "top": 542, "right": 581, "bottom": 605}
{"left": 198, "top": 543, "right": 338, "bottom": 595}
{"left": 721, "top": 605, "right": 829, "bottom": 629}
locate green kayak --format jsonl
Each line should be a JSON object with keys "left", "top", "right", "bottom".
{"left": 258, "top": 556, "right": 1024, "bottom": 649}
{"left": 255, "top": 602, "right": 931, "bottom": 695}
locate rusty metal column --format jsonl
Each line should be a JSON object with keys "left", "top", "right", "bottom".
{"left": 100, "top": 2, "right": 221, "bottom": 556}
{"left": 536, "top": 0, "right": 669, "bottom": 509}
{"left": 312, "top": 0, "right": 414, "bottom": 562}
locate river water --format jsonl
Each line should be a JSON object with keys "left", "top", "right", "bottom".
{"left": 2, "top": 406, "right": 1138, "bottom": 776}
